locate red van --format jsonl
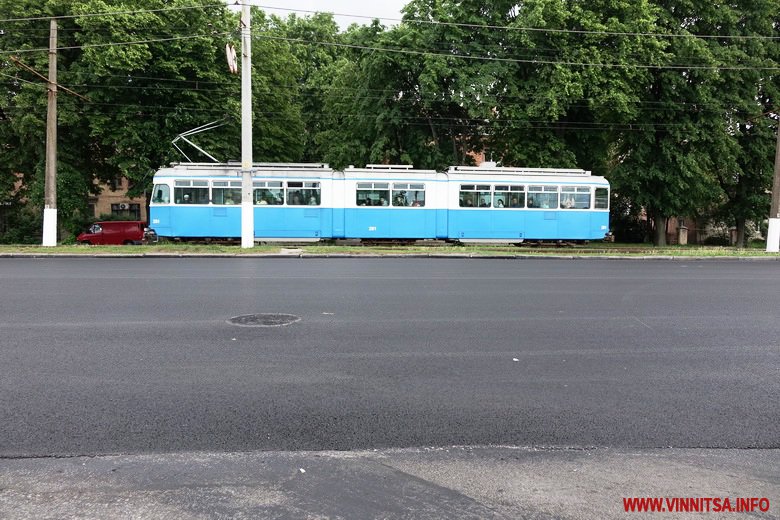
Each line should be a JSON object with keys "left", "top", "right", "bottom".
{"left": 77, "top": 221, "right": 147, "bottom": 245}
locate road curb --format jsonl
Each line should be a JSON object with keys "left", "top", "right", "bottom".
{"left": 1, "top": 252, "right": 779, "bottom": 260}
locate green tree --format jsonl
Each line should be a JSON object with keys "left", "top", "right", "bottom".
{"left": 74, "top": 0, "right": 240, "bottom": 187}
{"left": 612, "top": 1, "right": 779, "bottom": 245}
{"left": 275, "top": 12, "right": 343, "bottom": 162}
{"left": 0, "top": 0, "right": 104, "bottom": 238}
{"left": 0, "top": 0, "right": 309, "bottom": 241}
{"left": 706, "top": 0, "right": 779, "bottom": 247}
{"left": 314, "top": 12, "right": 490, "bottom": 170}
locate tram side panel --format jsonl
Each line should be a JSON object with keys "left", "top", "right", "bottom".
{"left": 444, "top": 173, "right": 610, "bottom": 241}
{"left": 151, "top": 190, "right": 239, "bottom": 239}
{"left": 491, "top": 210, "right": 527, "bottom": 240}
{"left": 331, "top": 171, "right": 345, "bottom": 239}
{"left": 555, "top": 211, "right": 597, "bottom": 240}
{"left": 253, "top": 172, "right": 333, "bottom": 239}
{"left": 208, "top": 206, "right": 242, "bottom": 237}
{"left": 342, "top": 170, "right": 441, "bottom": 239}
{"left": 149, "top": 204, "right": 172, "bottom": 237}
{"left": 446, "top": 179, "right": 526, "bottom": 240}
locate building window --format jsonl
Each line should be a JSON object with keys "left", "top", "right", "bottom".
{"left": 111, "top": 203, "right": 140, "bottom": 219}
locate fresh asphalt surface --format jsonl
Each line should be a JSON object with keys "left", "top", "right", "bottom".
{"left": 1, "top": 257, "right": 778, "bottom": 457}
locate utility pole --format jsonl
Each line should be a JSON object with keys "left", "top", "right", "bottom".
{"left": 766, "top": 120, "right": 780, "bottom": 253}
{"left": 42, "top": 19, "right": 57, "bottom": 247}
{"left": 240, "top": 4, "right": 254, "bottom": 248}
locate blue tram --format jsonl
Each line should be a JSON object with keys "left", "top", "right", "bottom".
{"left": 148, "top": 162, "right": 610, "bottom": 242}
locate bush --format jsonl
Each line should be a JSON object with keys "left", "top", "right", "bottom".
{"left": 0, "top": 204, "right": 43, "bottom": 244}
{"left": 610, "top": 194, "right": 649, "bottom": 243}
{"left": 702, "top": 235, "right": 729, "bottom": 246}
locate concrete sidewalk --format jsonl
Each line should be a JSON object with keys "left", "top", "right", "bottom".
{"left": 2, "top": 447, "right": 777, "bottom": 519}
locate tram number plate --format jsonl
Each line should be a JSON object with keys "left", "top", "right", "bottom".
{"left": 368, "top": 226, "right": 377, "bottom": 231}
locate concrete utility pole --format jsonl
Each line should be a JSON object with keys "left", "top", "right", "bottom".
{"left": 766, "top": 121, "right": 780, "bottom": 253}
{"left": 240, "top": 4, "right": 254, "bottom": 248}
{"left": 42, "top": 19, "right": 57, "bottom": 247}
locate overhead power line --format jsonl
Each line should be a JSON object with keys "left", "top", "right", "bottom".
{"left": 5, "top": 1, "right": 773, "bottom": 43}
{"left": 7, "top": 27, "right": 770, "bottom": 70}
{"left": 252, "top": 32, "right": 780, "bottom": 71}
{"left": 0, "top": 31, "right": 232, "bottom": 55}
{"left": 0, "top": 3, "right": 226, "bottom": 23}
{"left": 48, "top": 72, "right": 771, "bottom": 110}
{"left": 247, "top": 2, "right": 780, "bottom": 41}
{"left": 1, "top": 100, "right": 756, "bottom": 130}
{"left": 8, "top": 55, "right": 89, "bottom": 101}
{"left": 0, "top": 70, "right": 45, "bottom": 88}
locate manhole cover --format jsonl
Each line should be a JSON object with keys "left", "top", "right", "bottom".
{"left": 228, "top": 313, "right": 301, "bottom": 327}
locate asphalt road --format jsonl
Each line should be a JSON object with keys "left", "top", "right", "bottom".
{"left": 1, "top": 257, "right": 778, "bottom": 456}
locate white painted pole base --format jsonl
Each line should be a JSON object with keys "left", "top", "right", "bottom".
{"left": 766, "top": 218, "right": 780, "bottom": 253}
{"left": 42, "top": 207, "right": 57, "bottom": 246}
{"left": 241, "top": 192, "right": 254, "bottom": 248}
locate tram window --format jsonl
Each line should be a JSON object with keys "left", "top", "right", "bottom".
{"left": 459, "top": 184, "right": 491, "bottom": 208}
{"left": 595, "top": 187, "right": 609, "bottom": 209}
{"left": 213, "top": 180, "right": 242, "bottom": 205}
{"left": 493, "top": 185, "right": 509, "bottom": 208}
{"left": 392, "top": 183, "right": 425, "bottom": 207}
{"left": 174, "top": 180, "right": 209, "bottom": 204}
{"left": 459, "top": 185, "right": 475, "bottom": 207}
{"left": 528, "top": 185, "right": 558, "bottom": 209}
{"left": 151, "top": 184, "right": 170, "bottom": 204}
{"left": 283, "top": 181, "right": 303, "bottom": 205}
{"left": 574, "top": 186, "right": 591, "bottom": 209}
{"left": 357, "top": 182, "right": 389, "bottom": 206}
{"left": 559, "top": 186, "right": 590, "bottom": 209}
{"left": 560, "top": 187, "right": 575, "bottom": 209}
{"left": 301, "top": 181, "right": 321, "bottom": 206}
{"left": 254, "top": 181, "right": 283, "bottom": 205}
{"left": 476, "top": 185, "right": 491, "bottom": 207}
{"left": 509, "top": 185, "right": 525, "bottom": 208}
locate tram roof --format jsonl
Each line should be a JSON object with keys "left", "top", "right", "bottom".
{"left": 447, "top": 166, "right": 591, "bottom": 176}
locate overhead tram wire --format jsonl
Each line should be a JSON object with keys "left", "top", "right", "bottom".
{"left": 0, "top": 70, "right": 48, "bottom": 88}
{"left": 11, "top": 27, "right": 766, "bottom": 72}
{"left": 250, "top": 32, "right": 780, "bottom": 71}
{"left": 0, "top": 3, "right": 227, "bottom": 23}
{"left": 5, "top": 23, "right": 725, "bottom": 68}
{"left": 0, "top": 100, "right": 724, "bottom": 131}
{"left": 49, "top": 81, "right": 744, "bottom": 114}
{"left": 4, "top": 0, "right": 765, "bottom": 44}
{"left": 0, "top": 31, "right": 233, "bottom": 56}
{"left": 51, "top": 71, "right": 769, "bottom": 111}
{"left": 247, "top": 3, "right": 780, "bottom": 41}
{"left": 2, "top": 14, "right": 772, "bottom": 69}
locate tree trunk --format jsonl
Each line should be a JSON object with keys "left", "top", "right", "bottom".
{"left": 735, "top": 217, "right": 746, "bottom": 248}
{"left": 427, "top": 117, "right": 438, "bottom": 148}
{"left": 451, "top": 133, "right": 458, "bottom": 163}
{"left": 653, "top": 215, "right": 667, "bottom": 246}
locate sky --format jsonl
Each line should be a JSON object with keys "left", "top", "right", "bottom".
{"left": 234, "top": 1, "right": 411, "bottom": 30}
